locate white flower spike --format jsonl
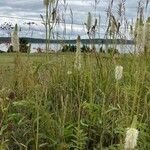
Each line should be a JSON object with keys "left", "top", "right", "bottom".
{"left": 124, "top": 115, "right": 139, "bottom": 150}
{"left": 115, "top": 65, "right": 123, "bottom": 80}
{"left": 74, "top": 35, "right": 81, "bottom": 70}
{"left": 67, "top": 71, "right": 72, "bottom": 75}
{"left": 124, "top": 128, "right": 139, "bottom": 150}
{"left": 11, "top": 24, "right": 19, "bottom": 52}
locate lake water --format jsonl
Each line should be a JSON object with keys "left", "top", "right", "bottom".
{"left": 0, "top": 43, "right": 135, "bottom": 53}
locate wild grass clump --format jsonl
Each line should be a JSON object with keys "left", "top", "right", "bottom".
{"left": 0, "top": 0, "right": 150, "bottom": 150}
{"left": 0, "top": 51, "right": 150, "bottom": 149}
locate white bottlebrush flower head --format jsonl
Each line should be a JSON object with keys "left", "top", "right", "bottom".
{"left": 124, "top": 128, "right": 139, "bottom": 150}
{"left": 74, "top": 35, "right": 81, "bottom": 70}
{"left": 11, "top": 24, "right": 19, "bottom": 52}
{"left": 67, "top": 71, "right": 72, "bottom": 75}
{"left": 115, "top": 65, "right": 123, "bottom": 80}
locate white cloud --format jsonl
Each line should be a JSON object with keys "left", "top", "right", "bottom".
{"left": 0, "top": 0, "right": 150, "bottom": 39}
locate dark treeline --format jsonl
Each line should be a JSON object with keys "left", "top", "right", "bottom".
{"left": 0, "top": 37, "right": 134, "bottom": 44}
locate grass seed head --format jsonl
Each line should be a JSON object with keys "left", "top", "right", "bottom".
{"left": 43, "top": 0, "right": 50, "bottom": 6}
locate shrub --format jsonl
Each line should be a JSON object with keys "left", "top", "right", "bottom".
{"left": 61, "top": 44, "right": 76, "bottom": 52}
{"left": 107, "top": 47, "right": 119, "bottom": 55}
{"left": 81, "top": 45, "right": 91, "bottom": 53}
{"left": 62, "top": 44, "right": 92, "bottom": 53}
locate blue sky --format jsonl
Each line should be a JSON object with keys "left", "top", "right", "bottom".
{"left": 0, "top": 0, "right": 150, "bottom": 39}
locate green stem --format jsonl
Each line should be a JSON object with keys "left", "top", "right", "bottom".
{"left": 45, "top": 5, "right": 49, "bottom": 61}
{"left": 36, "top": 94, "right": 39, "bottom": 150}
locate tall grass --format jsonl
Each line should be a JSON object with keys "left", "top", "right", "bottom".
{"left": 0, "top": 0, "right": 150, "bottom": 149}
{"left": 0, "top": 52, "right": 150, "bottom": 149}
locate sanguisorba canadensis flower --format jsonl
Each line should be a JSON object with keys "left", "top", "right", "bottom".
{"left": 11, "top": 24, "right": 19, "bottom": 52}
{"left": 115, "top": 65, "right": 123, "bottom": 80}
{"left": 124, "top": 115, "right": 139, "bottom": 150}
{"left": 67, "top": 71, "right": 72, "bottom": 75}
{"left": 124, "top": 128, "right": 139, "bottom": 150}
{"left": 74, "top": 35, "right": 81, "bottom": 70}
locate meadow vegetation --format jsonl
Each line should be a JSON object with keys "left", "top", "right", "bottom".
{"left": 0, "top": 52, "right": 150, "bottom": 149}
{"left": 0, "top": 0, "right": 150, "bottom": 149}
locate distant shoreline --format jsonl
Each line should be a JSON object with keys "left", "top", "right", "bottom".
{"left": 0, "top": 37, "right": 134, "bottom": 45}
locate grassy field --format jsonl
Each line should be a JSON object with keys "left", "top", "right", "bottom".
{"left": 0, "top": 53, "right": 150, "bottom": 150}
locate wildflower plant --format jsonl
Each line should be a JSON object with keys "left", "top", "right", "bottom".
{"left": 124, "top": 116, "right": 139, "bottom": 150}
{"left": 67, "top": 71, "right": 72, "bottom": 75}
{"left": 125, "top": 128, "right": 139, "bottom": 150}
{"left": 0, "top": 0, "right": 150, "bottom": 149}
{"left": 11, "top": 24, "right": 19, "bottom": 52}
{"left": 74, "top": 35, "right": 81, "bottom": 70}
{"left": 84, "top": 12, "right": 98, "bottom": 51}
{"left": 115, "top": 65, "right": 123, "bottom": 80}
{"left": 42, "top": 0, "right": 58, "bottom": 60}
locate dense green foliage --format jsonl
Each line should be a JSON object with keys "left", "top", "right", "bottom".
{"left": 0, "top": 53, "right": 150, "bottom": 150}
{"left": 61, "top": 44, "right": 91, "bottom": 53}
